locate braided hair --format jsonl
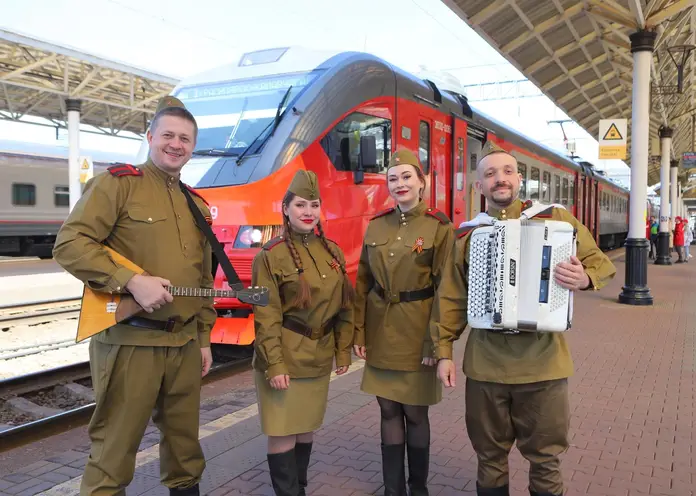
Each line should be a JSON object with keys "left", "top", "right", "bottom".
{"left": 316, "top": 220, "right": 355, "bottom": 308}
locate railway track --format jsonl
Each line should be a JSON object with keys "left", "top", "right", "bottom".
{"left": 0, "top": 298, "right": 81, "bottom": 329}
{"left": 0, "top": 356, "right": 253, "bottom": 452}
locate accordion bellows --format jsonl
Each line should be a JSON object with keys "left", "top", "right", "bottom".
{"left": 468, "top": 219, "right": 577, "bottom": 333}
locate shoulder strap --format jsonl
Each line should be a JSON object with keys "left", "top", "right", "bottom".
{"left": 425, "top": 208, "right": 451, "bottom": 224}
{"left": 180, "top": 182, "right": 244, "bottom": 291}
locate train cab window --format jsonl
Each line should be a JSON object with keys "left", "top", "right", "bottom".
{"left": 456, "top": 138, "right": 465, "bottom": 191}
{"left": 320, "top": 112, "right": 392, "bottom": 173}
{"left": 54, "top": 186, "right": 69, "bottom": 207}
{"left": 542, "top": 171, "right": 551, "bottom": 202}
{"left": 12, "top": 183, "right": 36, "bottom": 206}
{"left": 561, "top": 178, "right": 569, "bottom": 205}
{"left": 529, "top": 167, "right": 540, "bottom": 200}
{"left": 419, "top": 121, "right": 430, "bottom": 174}
{"left": 554, "top": 175, "right": 560, "bottom": 203}
{"left": 569, "top": 180, "right": 574, "bottom": 206}
{"left": 518, "top": 163, "right": 527, "bottom": 199}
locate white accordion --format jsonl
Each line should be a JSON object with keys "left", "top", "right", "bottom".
{"left": 468, "top": 218, "right": 577, "bottom": 333}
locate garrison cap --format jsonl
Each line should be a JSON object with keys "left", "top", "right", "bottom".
{"left": 155, "top": 95, "right": 186, "bottom": 113}
{"left": 287, "top": 169, "right": 320, "bottom": 201}
{"left": 387, "top": 148, "right": 422, "bottom": 172}
{"left": 480, "top": 140, "right": 508, "bottom": 160}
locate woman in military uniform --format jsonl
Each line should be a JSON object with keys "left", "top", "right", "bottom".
{"left": 251, "top": 169, "right": 355, "bottom": 496}
{"left": 353, "top": 149, "right": 454, "bottom": 496}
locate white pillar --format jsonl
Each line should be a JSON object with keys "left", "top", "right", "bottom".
{"left": 619, "top": 29, "right": 655, "bottom": 305}
{"left": 66, "top": 98, "right": 82, "bottom": 212}
{"left": 670, "top": 163, "right": 678, "bottom": 225}
{"left": 655, "top": 127, "right": 672, "bottom": 264}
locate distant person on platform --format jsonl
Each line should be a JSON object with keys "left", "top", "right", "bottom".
{"left": 429, "top": 140, "right": 617, "bottom": 496}
{"left": 53, "top": 96, "right": 213, "bottom": 496}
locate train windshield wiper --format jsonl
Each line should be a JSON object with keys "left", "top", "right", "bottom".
{"left": 192, "top": 148, "right": 239, "bottom": 157}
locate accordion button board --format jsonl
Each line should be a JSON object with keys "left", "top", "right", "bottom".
{"left": 467, "top": 219, "right": 577, "bottom": 333}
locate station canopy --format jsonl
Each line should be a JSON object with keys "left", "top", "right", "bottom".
{"left": 445, "top": 0, "right": 696, "bottom": 199}
{"left": 0, "top": 28, "right": 178, "bottom": 139}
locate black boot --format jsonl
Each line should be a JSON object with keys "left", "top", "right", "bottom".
{"left": 529, "top": 490, "right": 562, "bottom": 496}
{"left": 381, "top": 443, "right": 407, "bottom": 496}
{"left": 169, "top": 485, "right": 200, "bottom": 496}
{"left": 295, "top": 442, "right": 312, "bottom": 496}
{"left": 406, "top": 445, "right": 429, "bottom": 496}
{"left": 476, "top": 482, "right": 510, "bottom": 495}
{"left": 267, "top": 449, "right": 300, "bottom": 496}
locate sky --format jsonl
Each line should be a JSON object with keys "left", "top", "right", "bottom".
{"left": 0, "top": 0, "right": 631, "bottom": 187}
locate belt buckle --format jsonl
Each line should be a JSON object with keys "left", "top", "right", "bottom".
{"left": 165, "top": 318, "right": 176, "bottom": 333}
{"left": 388, "top": 292, "right": 400, "bottom": 304}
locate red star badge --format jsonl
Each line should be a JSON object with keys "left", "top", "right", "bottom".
{"left": 412, "top": 237, "right": 424, "bottom": 254}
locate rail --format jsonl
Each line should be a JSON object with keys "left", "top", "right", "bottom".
{"left": 0, "top": 298, "right": 81, "bottom": 328}
{"left": 0, "top": 357, "right": 252, "bottom": 452}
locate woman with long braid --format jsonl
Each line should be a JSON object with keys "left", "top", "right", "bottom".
{"left": 251, "top": 169, "right": 354, "bottom": 496}
{"left": 353, "top": 149, "right": 454, "bottom": 496}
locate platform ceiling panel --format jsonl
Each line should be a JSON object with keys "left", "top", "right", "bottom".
{"left": 0, "top": 29, "right": 179, "bottom": 137}
{"left": 444, "top": 0, "right": 696, "bottom": 189}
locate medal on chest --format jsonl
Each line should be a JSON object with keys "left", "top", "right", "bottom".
{"left": 327, "top": 258, "right": 341, "bottom": 272}
{"left": 412, "top": 236, "right": 425, "bottom": 254}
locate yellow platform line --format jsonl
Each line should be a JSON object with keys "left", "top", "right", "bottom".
{"left": 39, "top": 360, "right": 366, "bottom": 495}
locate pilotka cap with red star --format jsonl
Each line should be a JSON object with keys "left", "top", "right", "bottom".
{"left": 387, "top": 149, "right": 422, "bottom": 172}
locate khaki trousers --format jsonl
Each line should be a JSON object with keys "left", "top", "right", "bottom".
{"left": 80, "top": 339, "right": 204, "bottom": 495}
{"left": 465, "top": 378, "right": 570, "bottom": 495}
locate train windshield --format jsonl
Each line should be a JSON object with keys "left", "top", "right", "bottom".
{"left": 174, "top": 71, "right": 321, "bottom": 187}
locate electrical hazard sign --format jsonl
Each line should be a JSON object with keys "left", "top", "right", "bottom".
{"left": 79, "top": 156, "right": 94, "bottom": 184}
{"left": 598, "top": 119, "right": 627, "bottom": 159}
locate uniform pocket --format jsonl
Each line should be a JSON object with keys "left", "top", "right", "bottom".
{"left": 365, "top": 237, "right": 388, "bottom": 267}
{"left": 127, "top": 208, "right": 167, "bottom": 224}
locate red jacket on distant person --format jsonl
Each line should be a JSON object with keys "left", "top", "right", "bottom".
{"left": 674, "top": 217, "right": 685, "bottom": 246}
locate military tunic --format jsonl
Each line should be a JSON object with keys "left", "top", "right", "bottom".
{"left": 251, "top": 230, "right": 353, "bottom": 436}
{"left": 430, "top": 198, "right": 616, "bottom": 494}
{"left": 354, "top": 201, "right": 454, "bottom": 406}
{"left": 52, "top": 160, "right": 215, "bottom": 493}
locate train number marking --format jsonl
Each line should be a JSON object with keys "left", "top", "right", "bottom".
{"left": 210, "top": 206, "right": 218, "bottom": 220}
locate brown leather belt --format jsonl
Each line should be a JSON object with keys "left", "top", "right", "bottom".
{"left": 122, "top": 315, "right": 195, "bottom": 332}
{"left": 282, "top": 315, "right": 339, "bottom": 339}
{"left": 373, "top": 283, "right": 434, "bottom": 303}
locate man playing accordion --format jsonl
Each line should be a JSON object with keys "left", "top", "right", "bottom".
{"left": 430, "top": 140, "right": 616, "bottom": 496}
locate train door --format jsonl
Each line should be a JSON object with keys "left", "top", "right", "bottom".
{"left": 450, "top": 116, "right": 468, "bottom": 226}
{"left": 576, "top": 175, "right": 585, "bottom": 225}
{"left": 593, "top": 181, "right": 600, "bottom": 242}
{"left": 418, "top": 117, "right": 440, "bottom": 211}
{"left": 466, "top": 129, "right": 486, "bottom": 220}
{"left": 584, "top": 176, "right": 593, "bottom": 231}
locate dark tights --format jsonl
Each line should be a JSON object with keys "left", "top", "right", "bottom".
{"left": 377, "top": 397, "right": 430, "bottom": 447}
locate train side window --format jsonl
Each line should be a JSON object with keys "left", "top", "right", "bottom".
{"left": 569, "top": 179, "right": 574, "bottom": 206}
{"left": 518, "top": 163, "right": 527, "bottom": 199}
{"left": 54, "top": 186, "right": 69, "bottom": 207}
{"left": 320, "top": 112, "right": 392, "bottom": 173}
{"left": 456, "top": 138, "right": 464, "bottom": 191}
{"left": 554, "top": 174, "right": 560, "bottom": 203}
{"left": 529, "top": 167, "right": 540, "bottom": 200}
{"left": 12, "top": 183, "right": 36, "bottom": 206}
{"left": 542, "top": 171, "right": 551, "bottom": 202}
{"left": 419, "top": 121, "right": 430, "bottom": 174}
{"left": 562, "top": 178, "right": 569, "bottom": 205}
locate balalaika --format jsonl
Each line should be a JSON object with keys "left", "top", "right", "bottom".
{"left": 467, "top": 217, "right": 577, "bottom": 333}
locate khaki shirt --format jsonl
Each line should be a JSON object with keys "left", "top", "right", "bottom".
{"left": 251, "top": 230, "right": 354, "bottom": 379}
{"left": 430, "top": 199, "right": 616, "bottom": 384}
{"left": 354, "top": 201, "right": 454, "bottom": 371}
{"left": 53, "top": 161, "right": 216, "bottom": 347}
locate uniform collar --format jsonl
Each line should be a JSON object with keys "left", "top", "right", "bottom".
{"left": 288, "top": 227, "right": 317, "bottom": 243}
{"left": 487, "top": 198, "right": 524, "bottom": 220}
{"left": 397, "top": 200, "right": 427, "bottom": 219}
{"left": 145, "top": 159, "right": 180, "bottom": 186}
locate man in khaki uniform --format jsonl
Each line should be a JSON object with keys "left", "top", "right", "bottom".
{"left": 430, "top": 141, "right": 616, "bottom": 496}
{"left": 53, "top": 96, "right": 215, "bottom": 496}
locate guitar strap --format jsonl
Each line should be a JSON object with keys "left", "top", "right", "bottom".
{"left": 180, "top": 182, "right": 245, "bottom": 291}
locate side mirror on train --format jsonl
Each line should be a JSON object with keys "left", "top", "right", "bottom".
{"left": 354, "top": 135, "right": 378, "bottom": 184}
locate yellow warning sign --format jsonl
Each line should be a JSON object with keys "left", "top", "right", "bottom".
{"left": 78, "top": 156, "right": 94, "bottom": 184}
{"left": 603, "top": 123, "right": 623, "bottom": 141}
{"left": 81, "top": 159, "right": 90, "bottom": 169}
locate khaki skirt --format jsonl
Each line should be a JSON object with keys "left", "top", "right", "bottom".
{"left": 360, "top": 363, "right": 442, "bottom": 406}
{"left": 255, "top": 370, "right": 331, "bottom": 436}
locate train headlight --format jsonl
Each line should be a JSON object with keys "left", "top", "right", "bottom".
{"left": 234, "top": 225, "right": 284, "bottom": 248}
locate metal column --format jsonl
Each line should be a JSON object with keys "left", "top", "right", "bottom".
{"left": 655, "top": 126, "right": 672, "bottom": 265}
{"left": 670, "top": 161, "right": 678, "bottom": 231}
{"left": 66, "top": 98, "right": 82, "bottom": 211}
{"left": 619, "top": 30, "right": 655, "bottom": 306}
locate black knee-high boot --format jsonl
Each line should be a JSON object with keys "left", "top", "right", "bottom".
{"left": 406, "top": 445, "right": 429, "bottom": 495}
{"left": 381, "top": 443, "right": 407, "bottom": 496}
{"left": 476, "top": 482, "right": 510, "bottom": 495}
{"left": 529, "top": 490, "right": 562, "bottom": 496}
{"left": 267, "top": 449, "right": 300, "bottom": 496}
{"left": 295, "top": 442, "right": 312, "bottom": 496}
{"left": 169, "top": 485, "right": 199, "bottom": 496}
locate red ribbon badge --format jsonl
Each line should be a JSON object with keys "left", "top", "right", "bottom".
{"left": 412, "top": 237, "right": 424, "bottom": 254}
{"left": 328, "top": 258, "right": 341, "bottom": 272}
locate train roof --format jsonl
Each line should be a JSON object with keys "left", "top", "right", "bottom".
{"left": 0, "top": 139, "right": 136, "bottom": 164}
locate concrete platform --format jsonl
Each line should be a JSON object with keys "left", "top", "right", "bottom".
{"left": 1, "top": 249, "right": 694, "bottom": 496}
